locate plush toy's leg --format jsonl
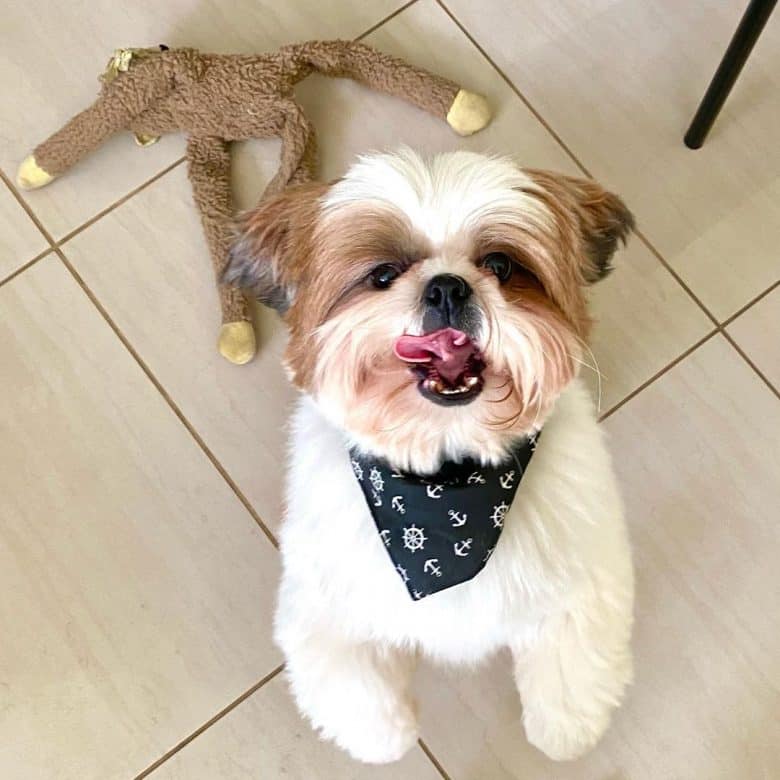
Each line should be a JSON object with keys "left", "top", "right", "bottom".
{"left": 17, "top": 56, "right": 172, "bottom": 190}
{"left": 262, "top": 100, "right": 318, "bottom": 196}
{"left": 186, "top": 135, "right": 256, "bottom": 365}
{"left": 283, "top": 40, "right": 491, "bottom": 136}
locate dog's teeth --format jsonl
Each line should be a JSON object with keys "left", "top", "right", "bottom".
{"left": 424, "top": 373, "right": 481, "bottom": 396}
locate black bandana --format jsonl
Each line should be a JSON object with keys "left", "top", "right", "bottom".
{"left": 349, "top": 433, "right": 539, "bottom": 601}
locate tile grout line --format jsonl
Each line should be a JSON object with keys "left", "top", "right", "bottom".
{"left": 356, "top": 0, "right": 420, "bottom": 40}
{"left": 599, "top": 312, "right": 780, "bottom": 420}
{"left": 0, "top": 248, "right": 53, "bottom": 289}
{"left": 720, "top": 329, "right": 780, "bottom": 401}
{"left": 434, "top": 0, "right": 592, "bottom": 177}
{"left": 632, "top": 228, "right": 718, "bottom": 328}
{"left": 0, "top": 156, "right": 186, "bottom": 289}
{"left": 598, "top": 329, "right": 719, "bottom": 421}
{"left": 133, "top": 664, "right": 285, "bottom": 779}
{"left": 0, "top": 166, "right": 57, "bottom": 245}
{"left": 56, "top": 156, "right": 187, "bottom": 247}
{"left": 720, "top": 278, "right": 779, "bottom": 327}
{"left": 53, "top": 244, "right": 279, "bottom": 549}
{"left": 419, "top": 737, "right": 454, "bottom": 780}
{"left": 0, "top": 156, "right": 187, "bottom": 252}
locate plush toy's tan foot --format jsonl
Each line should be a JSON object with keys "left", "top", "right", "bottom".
{"left": 218, "top": 321, "right": 257, "bottom": 365}
{"left": 446, "top": 90, "right": 491, "bottom": 136}
{"left": 16, "top": 154, "right": 55, "bottom": 190}
{"left": 134, "top": 132, "right": 160, "bottom": 147}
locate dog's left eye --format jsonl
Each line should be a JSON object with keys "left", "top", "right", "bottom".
{"left": 370, "top": 263, "right": 402, "bottom": 289}
{"left": 480, "top": 252, "right": 513, "bottom": 283}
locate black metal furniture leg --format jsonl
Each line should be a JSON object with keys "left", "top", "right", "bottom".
{"left": 684, "top": 0, "right": 777, "bottom": 149}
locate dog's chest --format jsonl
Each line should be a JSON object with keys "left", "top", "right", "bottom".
{"left": 285, "top": 466, "right": 515, "bottom": 656}
{"left": 279, "top": 383, "right": 619, "bottom": 659}
{"left": 281, "top": 411, "right": 542, "bottom": 657}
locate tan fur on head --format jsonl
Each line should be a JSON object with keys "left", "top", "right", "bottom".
{"left": 224, "top": 150, "right": 633, "bottom": 472}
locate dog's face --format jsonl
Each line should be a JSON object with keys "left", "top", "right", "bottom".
{"left": 225, "top": 150, "right": 633, "bottom": 472}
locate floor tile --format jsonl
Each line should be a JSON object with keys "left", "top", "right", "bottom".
{"left": 414, "top": 336, "right": 780, "bottom": 779}
{"left": 584, "top": 243, "right": 711, "bottom": 412}
{"left": 0, "top": 257, "right": 281, "bottom": 779}
{"left": 727, "top": 285, "right": 780, "bottom": 389}
{"left": 1, "top": 0, "right": 401, "bottom": 239}
{"left": 65, "top": 0, "right": 711, "bottom": 544}
{"left": 445, "top": 0, "right": 780, "bottom": 320}
{"left": 0, "top": 182, "right": 48, "bottom": 278}
{"left": 64, "top": 165, "right": 295, "bottom": 532}
{"left": 151, "top": 674, "right": 442, "bottom": 780}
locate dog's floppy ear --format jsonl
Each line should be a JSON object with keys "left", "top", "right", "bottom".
{"left": 221, "top": 182, "right": 327, "bottom": 313}
{"left": 526, "top": 170, "right": 635, "bottom": 283}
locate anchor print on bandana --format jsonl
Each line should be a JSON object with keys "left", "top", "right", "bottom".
{"left": 448, "top": 509, "right": 467, "bottom": 527}
{"left": 391, "top": 496, "right": 406, "bottom": 514}
{"left": 349, "top": 430, "right": 541, "bottom": 601}
{"left": 426, "top": 483, "right": 444, "bottom": 499}
{"left": 424, "top": 558, "right": 443, "bottom": 577}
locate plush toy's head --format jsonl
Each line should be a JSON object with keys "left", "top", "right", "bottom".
{"left": 224, "top": 149, "right": 633, "bottom": 471}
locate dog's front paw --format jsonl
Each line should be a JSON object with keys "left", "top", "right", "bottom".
{"left": 523, "top": 702, "right": 611, "bottom": 762}
{"left": 322, "top": 698, "right": 419, "bottom": 764}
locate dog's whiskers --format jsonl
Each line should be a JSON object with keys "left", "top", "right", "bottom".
{"left": 570, "top": 336, "right": 604, "bottom": 414}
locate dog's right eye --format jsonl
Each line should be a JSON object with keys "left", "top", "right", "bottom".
{"left": 370, "top": 263, "right": 401, "bottom": 290}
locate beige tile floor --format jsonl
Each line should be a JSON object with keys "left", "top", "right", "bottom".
{"left": 0, "top": 1, "right": 777, "bottom": 778}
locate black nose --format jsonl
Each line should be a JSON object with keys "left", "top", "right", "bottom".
{"left": 423, "top": 274, "right": 472, "bottom": 328}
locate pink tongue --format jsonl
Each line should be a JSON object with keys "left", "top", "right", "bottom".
{"left": 394, "top": 327, "right": 475, "bottom": 383}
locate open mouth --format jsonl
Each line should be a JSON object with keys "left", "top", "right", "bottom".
{"left": 394, "top": 328, "right": 486, "bottom": 406}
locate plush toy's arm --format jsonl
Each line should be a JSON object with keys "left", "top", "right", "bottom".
{"left": 17, "top": 53, "right": 173, "bottom": 190}
{"left": 283, "top": 40, "right": 490, "bottom": 136}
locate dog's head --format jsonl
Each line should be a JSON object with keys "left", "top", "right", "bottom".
{"left": 224, "top": 150, "right": 633, "bottom": 472}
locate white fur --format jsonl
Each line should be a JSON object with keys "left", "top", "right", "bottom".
{"left": 322, "top": 148, "right": 552, "bottom": 246}
{"left": 274, "top": 379, "right": 634, "bottom": 763}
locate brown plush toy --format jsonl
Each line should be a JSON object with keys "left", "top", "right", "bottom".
{"left": 17, "top": 41, "right": 491, "bottom": 364}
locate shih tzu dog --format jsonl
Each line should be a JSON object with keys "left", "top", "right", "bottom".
{"left": 224, "top": 148, "right": 635, "bottom": 764}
